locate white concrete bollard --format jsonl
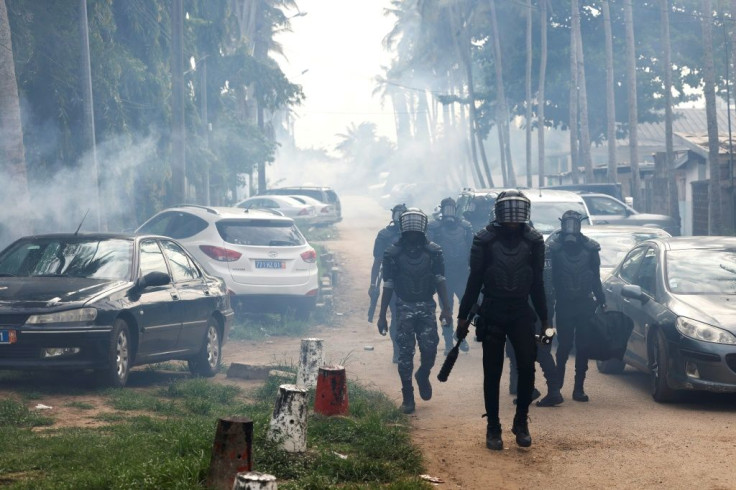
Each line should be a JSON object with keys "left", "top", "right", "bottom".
{"left": 267, "top": 384, "right": 308, "bottom": 452}
{"left": 296, "top": 338, "right": 324, "bottom": 389}
{"left": 232, "top": 471, "right": 278, "bottom": 490}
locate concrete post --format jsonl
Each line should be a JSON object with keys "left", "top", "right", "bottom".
{"left": 267, "top": 384, "right": 308, "bottom": 452}
{"left": 296, "top": 338, "right": 324, "bottom": 389}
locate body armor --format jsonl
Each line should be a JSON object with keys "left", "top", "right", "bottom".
{"left": 479, "top": 226, "right": 535, "bottom": 299}
{"left": 386, "top": 242, "right": 440, "bottom": 302}
{"left": 548, "top": 235, "right": 599, "bottom": 301}
{"left": 428, "top": 219, "right": 471, "bottom": 264}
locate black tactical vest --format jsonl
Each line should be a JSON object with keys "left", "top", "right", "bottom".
{"left": 390, "top": 244, "right": 438, "bottom": 302}
{"left": 430, "top": 220, "right": 468, "bottom": 264}
{"left": 550, "top": 240, "right": 595, "bottom": 301}
{"left": 482, "top": 231, "right": 534, "bottom": 299}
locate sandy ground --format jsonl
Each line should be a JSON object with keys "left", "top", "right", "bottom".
{"left": 3, "top": 194, "right": 736, "bottom": 489}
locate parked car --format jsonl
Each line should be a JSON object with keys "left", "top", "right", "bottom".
{"left": 0, "top": 233, "right": 233, "bottom": 387}
{"left": 582, "top": 225, "right": 672, "bottom": 279}
{"left": 260, "top": 186, "right": 342, "bottom": 222}
{"left": 236, "top": 195, "right": 317, "bottom": 225}
{"left": 598, "top": 236, "right": 736, "bottom": 402}
{"left": 579, "top": 192, "right": 680, "bottom": 236}
{"left": 287, "top": 194, "right": 340, "bottom": 226}
{"left": 456, "top": 188, "right": 590, "bottom": 238}
{"left": 135, "top": 205, "right": 319, "bottom": 318}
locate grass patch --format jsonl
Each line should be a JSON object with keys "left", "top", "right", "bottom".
{"left": 0, "top": 374, "right": 428, "bottom": 489}
{"left": 229, "top": 312, "right": 312, "bottom": 341}
{"left": 64, "top": 401, "right": 95, "bottom": 410}
{"left": 302, "top": 226, "right": 339, "bottom": 243}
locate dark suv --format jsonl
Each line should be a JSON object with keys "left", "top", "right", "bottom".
{"left": 260, "top": 187, "right": 342, "bottom": 222}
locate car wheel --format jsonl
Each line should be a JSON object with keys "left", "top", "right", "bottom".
{"left": 596, "top": 359, "right": 626, "bottom": 374}
{"left": 650, "top": 329, "right": 678, "bottom": 403}
{"left": 188, "top": 318, "right": 221, "bottom": 377}
{"left": 98, "top": 318, "right": 131, "bottom": 388}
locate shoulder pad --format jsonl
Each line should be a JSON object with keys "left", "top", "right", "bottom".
{"left": 384, "top": 243, "right": 401, "bottom": 257}
{"left": 474, "top": 227, "right": 494, "bottom": 244}
{"left": 378, "top": 226, "right": 398, "bottom": 239}
{"left": 426, "top": 241, "right": 443, "bottom": 254}
{"left": 582, "top": 236, "right": 601, "bottom": 251}
{"left": 522, "top": 224, "right": 544, "bottom": 243}
{"left": 461, "top": 219, "right": 473, "bottom": 230}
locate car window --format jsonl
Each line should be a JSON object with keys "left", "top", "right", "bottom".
{"left": 216, "top": 219, "right": 306, "bottom": 246}
{"left": 325, "top": 190, "right": 338, "bottom": 204}
{"left": 618, "top": 246, "right": 648, "bottom": 284}
{"left": 528, "top": 201, "right": 588, "bottom": 234}
{"left": 161, "top": 240, "right": 200, "bottom": 282}
{"left": 139, "top": 240, "right": 169, "bottom": 277}
{"left": 137, "top": 212, "right": 177, "bottom": 236}
{"left": 632, "top": 247, "right": 658, "bottom": 296}
{"left": 137, "top": 211, "right": 207, "bottom": 240}
{"left": 586, "top": 196, "right": 626, "bottom": 216}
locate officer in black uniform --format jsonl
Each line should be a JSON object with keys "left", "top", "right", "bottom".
{"left": 545, "top": 210, "right": 606, "bottom": 402}
{"left": 377, "top": 208, "right": 453, "bottom": 414}
{"left": 456, "top": 189, "right": 551, "bottom": 450}
{"left": 427, "top": 197, "right": 473, "bottom": 355}
{"left": 370, "top": 204, "right": 407, "bottom": 363}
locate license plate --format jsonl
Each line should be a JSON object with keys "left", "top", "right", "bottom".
{"left": 255, "top": 260, "right": 285, "bottom": 269}
{"left": 0, "top": 329, "right": 17, "bottom": 344}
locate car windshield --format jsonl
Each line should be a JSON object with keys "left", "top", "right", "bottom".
{"left": 666, "top": 249, "right": 736, "bottom": 294}
{"left": 531, "top": 202, "right": 588, "bottom": 234}
{"left": 0, "top": 237, "right": 132, "bottom": 280}
{"left": 586, "top": 231, "right": 668, "bottom": 268}
{"left": 216, "top": 220, "right": 306, "bottom": 246}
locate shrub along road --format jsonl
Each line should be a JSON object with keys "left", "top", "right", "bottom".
{"left": 226, "top": 194, "right": 736, "bottom": 489}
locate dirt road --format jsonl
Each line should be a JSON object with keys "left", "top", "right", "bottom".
{"left": 227, "top": 194, "right": 736, "bottom": 490}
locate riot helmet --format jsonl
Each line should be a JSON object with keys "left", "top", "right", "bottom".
{"left": 494, "top": 189, "right": 531, "bottom": 224}
{"left": 399, "top": 208, "right": 428, "bottom": 235}
{"left": 391, "top": 203, "right": 408, "bottom": 225}
{"left": 440, "top": 197, "right": 457, "bottom": 220}
{"left": 559, "top": 210, "right": 586, "bottom": 235}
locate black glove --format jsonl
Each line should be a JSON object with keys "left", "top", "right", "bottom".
{"left": 377, "top": 316, "right": 388, "bottom": 336}
{"left": 456, "top": 318, "right": 470, "bottom": 340}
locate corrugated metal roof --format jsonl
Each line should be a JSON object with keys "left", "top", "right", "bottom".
{"left": 637, "top": 108, "right": 734, "bottom": 143}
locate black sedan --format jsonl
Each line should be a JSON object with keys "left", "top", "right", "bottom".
{"left": 599, "top": 236, "right": 736, "bottom": 402}
{"left": 0, "top": 233, "right": 234, "bottom": 387}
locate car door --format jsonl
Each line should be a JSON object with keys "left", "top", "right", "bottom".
{"left": 160, "top": 239, "right": 211, "bottom": 353}
{"left": 134, "top": 239, "right": 183, "bottom": 359}
{"left": 584, "top": 195, "right": 630, "bottom": 225}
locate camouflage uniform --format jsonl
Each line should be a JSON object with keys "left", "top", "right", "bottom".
{"left": 394, "top": 299, "right": 440, "bottom": 384}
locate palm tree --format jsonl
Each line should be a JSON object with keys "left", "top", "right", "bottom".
{"left": 624, "top": 0, "right": 640, "bottom": 207}
{"left": 525, "top": 0, "right": 533, "bottom": 188}
{"left": 602, "top": 0, "right": 616, "bottom": 183}
{"left": 569, "top": 4, "right": 580, "bottom": 185}
{"left": 537, "top": 0, "right": 548, "bottom": 188}
{"left": 0, "top": 0, "right": 31, "bottom": 231}
{"left": 702, "top": 0, "right": 721, "bottom": 234}
{"left": 572, "top": 0, "right": 593, "bottom": 182}
{"left": 660, "top": 0, "right": 680, "bottom": 227}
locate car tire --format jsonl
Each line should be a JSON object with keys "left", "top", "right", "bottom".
{"left": 596, "top": 358, "right": 626, "bottom": 374}
{"left": 97, "top": 318, "right": 131, "bottom": 388}
{"left": 651, "top": 329, "right": 678, "bottom": 403}
{"left": 188, "top": 318, "right": 221, "bottom": 377}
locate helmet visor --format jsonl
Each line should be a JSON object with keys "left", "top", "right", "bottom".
{"left": 400, "top": 211, "right": 428, "bottom": 234}
{"left": 495, "top": 197, "right": 530, "bottom": 224}
{"left": 561, "top": 217, "right": 581, "bottom": 235}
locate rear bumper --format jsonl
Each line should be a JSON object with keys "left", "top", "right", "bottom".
{"left": 231, "top": 294, "right": 317, "bottom": 313}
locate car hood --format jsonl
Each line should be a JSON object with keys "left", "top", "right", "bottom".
{"left": 670, "top": 294, "right": 736, "bottom": 333}
{"left": 0, "top": 277, "right": 126, "bottom": 309}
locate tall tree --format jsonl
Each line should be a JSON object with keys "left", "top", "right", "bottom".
{"left": 602, "top": 0, "right": 616, "bottom": 183}
{"left": 572, "top": 0, "right": 593, "bottom": 182}
{"left": 624, "top": 0, "right": 641, "bottom": 207}
{"left": 0, "top": 0, "right": 30, "bottom": 233}
{"left": 702, "top": 0, "right": 721, "bottom": 235}
{"left": 660, "top": 0, "right": 680, "bottom": 227}
{"left": 537, "top": 0, "right": 547, "bottom": 188}
{"left": 525, "top": 0, "right": 533, "bottom": 188}
{"left": 569, "top": 4, "right": 580, "bottom": 185}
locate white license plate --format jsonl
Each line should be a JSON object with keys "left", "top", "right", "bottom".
{"left": 0, "top": 329, "right": 17, "bottom": 344}
{"left": 255, "top": 260, "right": 285, "bottom": 269}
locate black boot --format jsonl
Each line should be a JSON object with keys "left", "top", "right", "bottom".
{"left": 415, "top": 368, "right": 432, "bottom": 401}
{"left": 572, "top": 375, "right": 589, "bottom": 402}
{"left": 536, "top": 389, "right": 564, "bottom": 407}
{"left": 511, "top": 414, "right": 532, "bottom": 448}
{"left": 513, "top": 387, "right": 541, "bottom": 405}
{"left": 401, "top": 387, "right": 415, "bottom": 414}
{"left": 486, "top": 421, "right": 503, "bottom": 450}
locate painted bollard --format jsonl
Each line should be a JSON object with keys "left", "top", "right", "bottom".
{"left": 206, "top": 416, "right": 253, "bottom": 490}
{"left": 267, "top": 384, "right": 308, "bottom": 452}
{"left": 296, "top": 338, "right": 324, "bottom": 389}
{"left": 232, "top": 471, "right": 278, "bottom": 490}
{"left": 314, "top": 365, "right": 349, "bottom": 416}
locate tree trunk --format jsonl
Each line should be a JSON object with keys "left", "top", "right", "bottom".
{"left": 171, "top": 0, "right": 186, "bottom": 203}
{"left": 0, "top": 0, "right": 31, "bottom": 233}
{"left": 538, "top": 0, "right": 548, "bottom": 188}
{"left": 702, "top": 0, "right": 722, "bottom": 235}
{"left": 572, "top": 0, "right": 593, "bottom": 183}
{"left": 624, "top": 0, "right": 641, "bottom": 207}
{"left": 525, "top": 0, "right": 533, "bottom": 188}
{"left": 602, "top": 0, "right": 617, "bottom": 184}
{"left": 661, "top": 0, "right": 681, "bottom": 227}
{"left": 569, "top": 6, "right": 580, "bottom": 185}
{"left": 489, "top": 0, "right": 516, "bottom": 187}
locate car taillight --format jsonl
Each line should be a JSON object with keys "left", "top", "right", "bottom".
{"left": 300, "top": 249, "right": 317, "bottom": 263}
{"left": 298, "top": 207, "right": 310, "bottom": 216}
{"left": 199, "top": 245, "right": 242, "bottom": 262}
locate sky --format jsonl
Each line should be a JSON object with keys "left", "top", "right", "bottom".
{"left": 275, "top": 0, "right": 397, "bottom": 152}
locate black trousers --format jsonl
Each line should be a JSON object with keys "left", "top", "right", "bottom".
{"left": 480, "top": 300, "right": 537, "bottom": 423}
{"left": 555, "top": 299, "right": 596, "bottom": 388}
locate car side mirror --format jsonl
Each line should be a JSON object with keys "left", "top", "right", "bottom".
{"left": 135, "top": 271, "right": 171, "bottom": 291}
{"left": 621, "top": 284, "right": 646, "bottom": 302}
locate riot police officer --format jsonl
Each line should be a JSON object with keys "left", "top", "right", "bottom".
{"left": 377, "top": 208, "right": 453, "bottom": 414}
{"left": 456, "top": 189, "right": 550, "bottom": 450}
{"left": 370, "top": 203, "right": 407, "bottom": 363}
{"left": 427, "top": 197, "right": 473, "bottom": 355}
{"left": 545, "top": 210, "right": 606, "bottom": 402}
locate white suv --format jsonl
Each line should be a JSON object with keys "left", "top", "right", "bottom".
{"left": 135, "top": 205, "right": 319, "bottom": 318}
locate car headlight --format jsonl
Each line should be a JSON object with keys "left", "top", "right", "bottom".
{"left": 26, "top": 308, "right": 98, "bottom": 325}
{"left": 675, "top": 317, "right": 736, "bottom": 345}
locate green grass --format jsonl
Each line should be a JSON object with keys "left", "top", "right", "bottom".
{"left": 228, "top": 312, "right": 313, "bottom": 341}
{"left": 0, "top": 373, "right": 429, "bottom": 489}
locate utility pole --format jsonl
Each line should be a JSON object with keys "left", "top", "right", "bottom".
{"left": 79, "top": 0, "right": 103, "bottom": 230}
{"left": 171, "top": 0, "right": 186, "bottom": 204}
